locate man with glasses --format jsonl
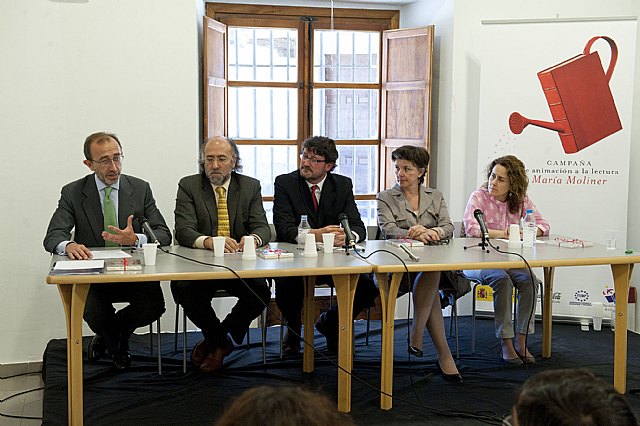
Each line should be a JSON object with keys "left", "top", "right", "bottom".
{"left": 273, "top": 136, "right": 378, "bottom": 354}
{"left": 44, "top": 132, "right": 171, "bottom": 370}
{"left": 171, "top": 136, "right": 271, "bottom": 373}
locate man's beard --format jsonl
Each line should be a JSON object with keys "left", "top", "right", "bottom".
{"left": 207, "top": 171, "right": 229, "bottom": 186}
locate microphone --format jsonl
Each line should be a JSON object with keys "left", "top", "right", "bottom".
{"left": 138, "top": 216, "right": 161, "bottom": 245}
{"left": 338, "top": 213, "right": 356, "bottom": 247}
{"left": 474, "top": 209, "right": 490, "bottom": 243}
{"left": 400, "top": 244, "right": 419, "bottom": 261}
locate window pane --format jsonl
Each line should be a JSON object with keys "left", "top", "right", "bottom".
{"left": 334, "top": 145, "right": 377, "bottom": 195}
{"left": 313, "top": 30, "right": 379, "bottom": 83}
{"left": 238, "top": 145, "right": 298, "bottom": 196}
{"left": 229, "top": 27, "right": 298, "bottom": 83}
{"left": 356, "top": 200, "right": 377, "bottom": 228}
{"left": 229, "top": 88, "right": 298, "bottom": 140}
{"left": 313, "top": 89, "right": 378, "bottom": 139}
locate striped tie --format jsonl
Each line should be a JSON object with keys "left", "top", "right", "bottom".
{"left": 103, "top": 187, "right": 119, "bottom": 247}
{"left": 215, "top": 186, "right": 230, "bottom": 237}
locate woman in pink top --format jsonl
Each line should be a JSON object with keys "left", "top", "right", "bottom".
{"left": 463, "top": 155, "right": 549, "bottom": 365}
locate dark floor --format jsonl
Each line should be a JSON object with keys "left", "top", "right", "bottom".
{"left": 41, "top": 317, "right": 640, "bottom": 425}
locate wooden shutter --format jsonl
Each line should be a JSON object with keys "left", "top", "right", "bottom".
{"left": 203, "top": 17, "right": 227, "bottom": 139}
{"left": 380, "top": 26, "right": 434, "bottom": 189}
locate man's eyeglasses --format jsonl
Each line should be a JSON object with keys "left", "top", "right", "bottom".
{"left": 91, "top": 155, "right": 124, "bottom": 167}
{"left": 299, "top": 154, "right": 326, "bottom": 164}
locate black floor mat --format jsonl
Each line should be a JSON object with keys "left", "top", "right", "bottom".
{"left": 42, "top": 317, "right": 640, "bottom": 425}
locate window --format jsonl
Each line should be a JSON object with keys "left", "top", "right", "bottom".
{"left": 205, "top": 5, "right": 432, "bottom": 225}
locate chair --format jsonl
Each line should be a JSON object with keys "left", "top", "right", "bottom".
{"left": 113, "top": 302, "right": 162, "bottom": 375}
{"left": 148, "top": 319, "right": 162, "bottom": 375}
{"left": 470, "top": 279, "right": 543, "bottom": 354}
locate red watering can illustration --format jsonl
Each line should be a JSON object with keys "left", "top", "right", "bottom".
{"left": 509, "top": 36, "right": 622, "bottom": 154}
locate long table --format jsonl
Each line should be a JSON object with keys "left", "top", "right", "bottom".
{"left": 46, "top": 244, "right": 372, "bottom": 425}
{"left": 360, "top": 238, "right": 639, "bottom": 410}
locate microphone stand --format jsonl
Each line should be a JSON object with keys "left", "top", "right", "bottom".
{"left": 463, "top": 235, "right": 491, "bottom": 253}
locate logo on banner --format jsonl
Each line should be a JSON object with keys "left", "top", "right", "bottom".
{"left": 570, "top": 289, "right": 591, "bottom": 306}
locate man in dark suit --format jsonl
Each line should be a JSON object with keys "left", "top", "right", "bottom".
{"left": 44, "top": 132, "right": 171, "bottom": 370}
{"left": 171, "top": 136, "right": 271, "bottom": 373}
{"left": 273, "top": 136, "right": 378, "bottom": 354}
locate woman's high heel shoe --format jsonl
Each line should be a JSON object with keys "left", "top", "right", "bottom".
{"left": 436, "top": 361, "right": 463, "bottom": 384}
{"left": 408, "top": 345, "right": 423, "bottom": 357}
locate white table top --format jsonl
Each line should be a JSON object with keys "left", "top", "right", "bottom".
{"left": 358, "top": 237, "right": 640, "bottom": 273}
{"left": 46, "top": 242, "right": 372, "bottom": 284}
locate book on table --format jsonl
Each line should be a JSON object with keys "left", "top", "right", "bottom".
{"left": 104, "top": 258, "right": 143, "bottom": 271}
{"left": 51, "top": 259, "right": 104, "bottom": 275}
{"left": 551, "top": 236, "right": 594, "bottom": 248}
{"left": 385, "top": 239, "right": 424, "bottom": 248}
{"left": 256, "top": 247, "right": 294, "bottom": 259}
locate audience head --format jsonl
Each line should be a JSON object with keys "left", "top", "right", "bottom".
{"left": 510, "top": 368, "right": 637, "bottom": 426}
{"left": 82, "top": 132, "right": 124, "bottom": 186}
{"left": 299, "top": 136, "right": 338, "bottom": 183}
{"left": 484, "top": 155, "right": 527, "bottom": 214}
{"left": 215, "top": 385, "right": 354, "bottom": 426}
{"left": 201, "top": 136, "right": 242, "bottom": 185}
{"left": 391, "top": 145, "right": 430, "bottom": 187}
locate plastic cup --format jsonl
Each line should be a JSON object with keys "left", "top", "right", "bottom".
{"left": 508, "top": 224, "right": 521, "bottom": 248}
{"left": 242, "top": 235, "right": 256, "bottom": 260}
{"left": 322, "top": 233, "right": 335, "bottom": 254}
{"left": 213, "top": 236, "right": 226, "bottom": 258}
{"left": 592, "top": 302, "right": 603, "bottom": 331}
{"left": 304, "top": 233, "right": 318, "bottom": 257}
{"left": 143, "top": 243, "right": 158, "bottom": 266}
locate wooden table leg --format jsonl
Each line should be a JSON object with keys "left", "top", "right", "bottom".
{"left": 612, "top": 264, "right": 631, "bottom": 393}
{"left": 302, "top": 276, "right": 316, "bottom": 373}
{"left": 377, "top": 272, "right": 402, "bottom": 410}
{"left": 57, "top": 284, "right": 89, "bottom": 426}
{"left": 333, "top": 273, "right": 358, "bottom": 413}
{"left": 542, "top": 267, "right": 555, "bottom": 358}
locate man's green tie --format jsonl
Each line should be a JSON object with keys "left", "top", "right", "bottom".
{"left": 104, "top": 186, "right": 119, "bottom": 247}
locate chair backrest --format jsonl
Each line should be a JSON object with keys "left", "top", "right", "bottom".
{"left": 454, "top": 221, "right": 467, "bottom": 238}
{"left": 269, "top": 223, "right": 277, "bottom": 243}
{"left": 367, "top": 224, "right": 382, "bottom": 240}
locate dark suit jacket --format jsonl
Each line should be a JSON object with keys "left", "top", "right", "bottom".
{"left": 273, "top": 170, "right": 366, "bottom": 243}
{"left": 43, "top": 174, "right": 171, "bottom": 252}
{"left": 174, "top": 172, "right": 270, "bottom": 247}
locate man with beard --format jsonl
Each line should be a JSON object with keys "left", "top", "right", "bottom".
{"left": 171, "top": 136, "right": 271, "bottom": 373}
{"left": 44, "top": 132, "right": 171, "bottom": 370}
{"left": 273, "top": 136, "right": 378, "bottom": 354}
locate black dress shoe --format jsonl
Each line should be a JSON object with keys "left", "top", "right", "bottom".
{"left": 436, "top": 361, "right": 463, "bottom": 384}
{"left": 113, "top": 350, "right": 132, "bottom": 370}
{"left": 408, "top": 345, "right": 423, "bottom": 357}
{"left": 315, "top": 312, "right": 338, "bottom": 352}
{"left": 87, "top": 335, "right": 106, "bottom": 362}
{"left": 282, "top": 332, "right": 301, "bottom": 356}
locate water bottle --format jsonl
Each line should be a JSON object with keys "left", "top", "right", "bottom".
{"left": 297, "top": 215, "right": 311, "bottom": 248}
{"left": 522, "top": 209, "right": 536, "bottom": 248}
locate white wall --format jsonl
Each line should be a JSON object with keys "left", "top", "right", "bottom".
{"left": 0, "top": 0, "right": 201, "bottom": 363}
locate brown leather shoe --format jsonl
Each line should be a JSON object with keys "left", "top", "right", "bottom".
{"left": 199, "top": 339, "right": 234, "bottom": 373}
{"left": 191, "top": 339, "right": 209, "bottom": 367}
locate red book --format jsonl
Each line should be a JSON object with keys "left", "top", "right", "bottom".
{"left": 510, "top": 36, "right": 622, "bottom": 154}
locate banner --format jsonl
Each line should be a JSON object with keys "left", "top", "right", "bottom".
{"left": 476, "top": 20, "right": 637, "bottom": 320}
